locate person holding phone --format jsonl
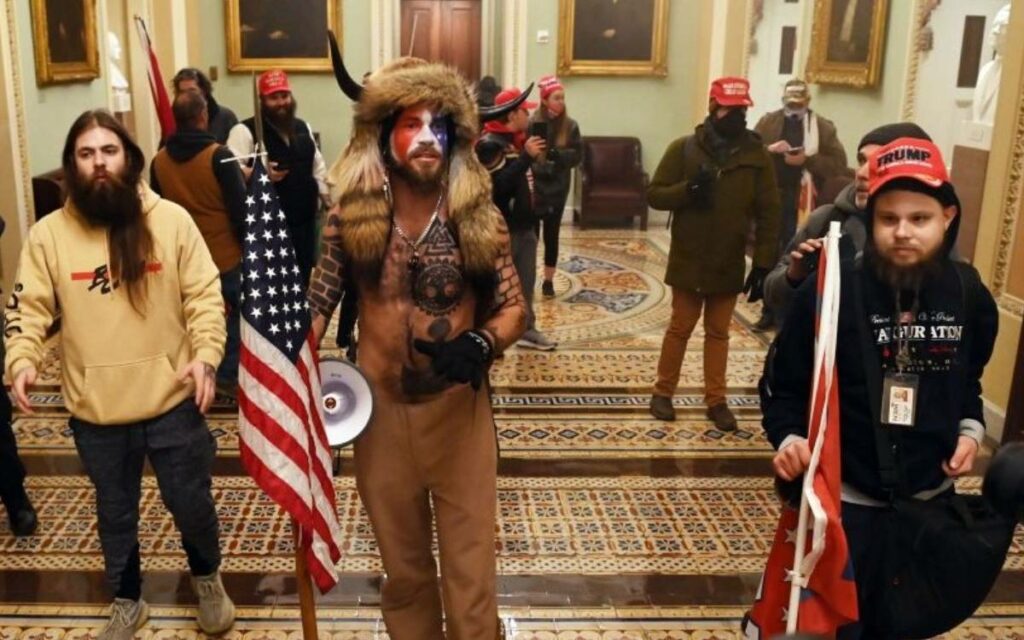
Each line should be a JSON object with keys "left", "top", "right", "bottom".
{"left": 752, "top": 79, "right": 847, "bottom": 331}
{"left": 476, "top": 88, "right": 558, "bottom": 350}
{"left": 529, "top": 76, "right": 582, "bottom": 298}
{"left": 227, "top": 69, "right": 330, "bottom": 286}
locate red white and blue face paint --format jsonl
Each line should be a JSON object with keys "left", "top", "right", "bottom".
{"left": 389, "top": 106, "right": 451, "bottom": 167}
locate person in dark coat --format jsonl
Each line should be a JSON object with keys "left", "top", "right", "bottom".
{"left": 173, "top": 68, "right": 239, "bottom": 145}
{"left": 647, "top": 77, "right": 780, "bottom": 431}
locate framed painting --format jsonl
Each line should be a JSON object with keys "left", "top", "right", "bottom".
{"left": 225, "top": 0, "right": 341, "bottom": 72}
{"left": 806, "top": 0, "right": 889, "bottom": 88}
{"left": 557, "top": 0, "right": 669, "bottom": 76}
{"left": 30, "top": 0, "right": 99, "bottom": 86}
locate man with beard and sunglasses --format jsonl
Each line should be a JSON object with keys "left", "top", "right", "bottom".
{"left": 647, "top": 77, "right": 780, "bottom": 430}
{"left": 762, "top": 138, "right": 999, "bottom": 638}
{"left": 227, "top": 69, "right": 330, "bottom": 286}
{"left": 308, "top": 55, "right": 526, "bottom": 638}
{"left": 4, "top": 111, "right": 234, "bottom": 640}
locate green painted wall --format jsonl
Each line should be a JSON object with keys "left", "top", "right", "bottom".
{"left": 193, "top": 0, "right": 370, "bottom": 167}
{"left": 524, "top": 1, "right": 701, "bottom": 174}
{"left": 15, "top": 0, "right": 110, "bottom": 176}
{"left": 808, "top": 0, "right": 914, "bottom": 159}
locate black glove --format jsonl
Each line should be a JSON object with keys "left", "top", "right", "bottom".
{"left": 413, "top": 330, "right": 493, "bottom": 390}
{"left": 687, "top": 166, "right": 716, "bottom": 210}
{"left": 743, "top": 267, "right": 769, "bottom": 303}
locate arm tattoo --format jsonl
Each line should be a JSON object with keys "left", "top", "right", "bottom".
{"left": 307, "top": 211, "right": 348, "bottom": 322}
{"left": 482, "top": 216, "right": 526, "bottom": 351}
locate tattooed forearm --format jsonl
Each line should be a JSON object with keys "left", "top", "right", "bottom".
{"left": 307, "top": 211, "right": 347, "bottom": 322}
{"left": 482, "top": 216, "right": 526, "bottom": 352}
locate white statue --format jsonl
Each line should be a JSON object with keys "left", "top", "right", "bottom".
{"left": 107, "top": 32, "right": 132, "bottom": 112}
{"left": 972, "top": 4, "right": 1011, "bottom": 126}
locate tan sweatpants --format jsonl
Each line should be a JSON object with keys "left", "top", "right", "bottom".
{"left": 353, "top": 385, "right": 498, "bottom": 640}
{"left": 653, "top": 287, "right": 738, "bottom": 407}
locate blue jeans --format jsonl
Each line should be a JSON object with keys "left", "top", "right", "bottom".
{"left": 218, "top": 266, "right": 241, "bottom": 387}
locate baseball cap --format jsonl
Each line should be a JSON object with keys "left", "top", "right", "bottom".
{"left": 494, "top": 87, "right": 537, "bottom": 110}
{"left": 867, "top": 137, "right": 949, "bottom": 197}
{"left": 709, "top": 77, "right": 754, "bottom": 107}
{"left": 258, "top": 69, "right": 291, "bottom": 96}
{"left": 783, "top": 79, "right": 810, "bottom": 106}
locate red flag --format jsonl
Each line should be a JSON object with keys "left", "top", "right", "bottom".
{"left": 133, "top": 17, "right": 175, "bottom": 143}
{"left": 237, "top": 161, "right": 343, "bottom": 593}
{"left": 745, "top": 223, "right": 858, "bottom": 638}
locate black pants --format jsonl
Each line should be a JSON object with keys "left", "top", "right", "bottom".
{"left": 289, "top": 219, "right": 317, "bottom": 288}
{"left": 0, "top": 389, "right": 29, "bottom": 515}
{"left": 71, "top": 400, "right": 221, "bottom": 600}
{"left": 837, "top": 501, "right": 890, "bottom": 640}
{"left": 537, "top": 192, "right": 568, "bottom": 269}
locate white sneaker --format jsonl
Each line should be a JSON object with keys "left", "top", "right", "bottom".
{"left": 192, "top": 571, "right": 236, "bottom": 634}
{"left": 517, "top": 329, "right": 558, "bottom": 351}
{"left": 97, "top": 598, "right": 149, "bottom": 640}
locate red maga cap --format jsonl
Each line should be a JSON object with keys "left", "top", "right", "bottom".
{"left": 867, "top": 137, "right": 949, "bottom": 196}
{"left": 258, "top": 69, "right": 291, "bottom": 96}
{"left": 709, "top": 77, "right": 753, "bottom": 107}
{"left": 494, "top": 87, "right": 537, "bottom": 110}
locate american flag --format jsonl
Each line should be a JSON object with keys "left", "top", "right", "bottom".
{"left": 237, "top": 160, "right": 343, "bottom": 593}
{"left": 745, "top": 222, "right": 858, "bottom": 638}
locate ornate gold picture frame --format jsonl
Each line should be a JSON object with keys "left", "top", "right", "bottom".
{"left": 30, "top": 0, "right": 99, "bottom": 86}
{"left": 806, "top": 0, "right": 889, "bottom": 88}
{"left": 557, "top": 0, "right": 669, "bottom": 77}
{"left": 225, "top": 0, "right": 341, "bottom": 72}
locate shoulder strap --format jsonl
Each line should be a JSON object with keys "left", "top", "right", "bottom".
{"left": 851, "top": 264, "right": 900, "bottom": 496}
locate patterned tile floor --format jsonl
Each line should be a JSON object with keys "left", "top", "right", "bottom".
{"left": 3, "top": 227, "right": 1021, "bottom": 636}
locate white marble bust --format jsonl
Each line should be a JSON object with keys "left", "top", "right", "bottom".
{"left": 972, "top": 4, "right": 1011, "bottom": 126}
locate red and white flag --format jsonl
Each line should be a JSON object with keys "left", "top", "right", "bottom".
{"left": 133, "top": 16, "right": 175, "bottom": 143}
{"left": 745, "top": 221, "right": 858, "bottom": 638}
{"left": 237, "top": 159, "right": 343, "bottom": 593}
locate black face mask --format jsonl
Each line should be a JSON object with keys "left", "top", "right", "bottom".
{"left": 712, "top": 108, "right": 747, "bottom": 139}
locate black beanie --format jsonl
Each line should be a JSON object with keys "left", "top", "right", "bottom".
{"left": 858, "top": 122, "right": 931, "bottom": 151}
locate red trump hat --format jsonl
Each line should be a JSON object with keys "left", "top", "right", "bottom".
{"left": 494, "top": 87, "right": 537, "bottom": 110}
{"left": 709, "top": 77, "right": 754, "bottom": 107}
{"left": 258, "top": 69, "right": 291, "bottom": 96}
{"left": 867, "top": 137, "right": 949, "bottom": 196}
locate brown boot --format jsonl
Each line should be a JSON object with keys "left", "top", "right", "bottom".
{"left": 706, "top": 403, "right": 737, "bottom": 432}
{"left": 649, "top": 395, "right": 676, "bottom": 421}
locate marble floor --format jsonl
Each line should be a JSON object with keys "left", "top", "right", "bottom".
{"left": 2, "top": 226, "right": 1022, "bottom": 639}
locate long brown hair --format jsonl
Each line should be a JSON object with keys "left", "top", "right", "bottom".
{"left": 532, "top": 103, "right": 572, "bottom": 148}
{"left": 62, "top": 110, "right": 153, "bottom": 313}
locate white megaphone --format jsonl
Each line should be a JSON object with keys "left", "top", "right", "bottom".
{"left": 318, "top": 356, "right": 373, "bottom": 447}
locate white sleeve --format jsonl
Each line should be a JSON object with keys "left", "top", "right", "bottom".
{"left": 226, "top": 124, "right": 254, "bottom": 167}
{"left": 308, "top": 122, "right": 330, "bottom": 197}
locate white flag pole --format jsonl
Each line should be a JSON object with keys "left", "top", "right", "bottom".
{"left": 785, "top": 221, "right": 843, "bottom": 634}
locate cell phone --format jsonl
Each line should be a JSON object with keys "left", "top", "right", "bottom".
{"left": 785, "top": 146, "right": 805, "bottom": 155}
{"left": 271, "top": 160, "right": 290, "bottom": 171}
{"left": 528, "top": 121, "right": 548, "bottom": 140}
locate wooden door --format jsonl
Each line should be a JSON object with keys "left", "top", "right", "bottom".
{"left": 400, "top": 0, "right": 481, "bottom": 82}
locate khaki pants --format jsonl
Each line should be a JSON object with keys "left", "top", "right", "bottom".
{"left": 654, "top": 288, "right": 738, "bottom": 407}
{"left": 354, "top": 385, "right": 498, "bottom": 640}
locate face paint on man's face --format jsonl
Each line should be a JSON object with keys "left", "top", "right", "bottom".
{"left": 389, "top": 106, "right": 451, "bottom": 166}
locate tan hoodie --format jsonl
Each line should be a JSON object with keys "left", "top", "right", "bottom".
{"left": 4, "top": 184, "right": 226, "bottom": 424}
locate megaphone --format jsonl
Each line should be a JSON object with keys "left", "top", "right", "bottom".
{"left": 318, "top": 356, "right": 373, "bottom": 447}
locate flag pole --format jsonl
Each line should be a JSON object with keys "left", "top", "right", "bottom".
{"left": 292, "top": 520, "right": 320, "bottom": 640}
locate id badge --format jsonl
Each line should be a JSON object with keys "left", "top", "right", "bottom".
{"left": 881, "top": 372, "right": 919, "bottom": 428}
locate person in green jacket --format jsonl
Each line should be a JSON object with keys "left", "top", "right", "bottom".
{"left": 647, "top": 77, "right": 781, "bottom": 431}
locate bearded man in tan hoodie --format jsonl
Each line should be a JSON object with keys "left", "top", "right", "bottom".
{"left": 4, "top": 110, "right": 234, "bottom": 640}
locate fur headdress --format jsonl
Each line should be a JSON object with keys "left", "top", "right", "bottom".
{"left": 329, "top": 47, "right": 536, "bottom": 279}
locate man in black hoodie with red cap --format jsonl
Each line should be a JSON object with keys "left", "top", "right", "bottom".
{"left": 762, "top": 122, "right": 934, "bottom": 329}
{"left": 762, "top": 137, "right": 999, "bottom": 638}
